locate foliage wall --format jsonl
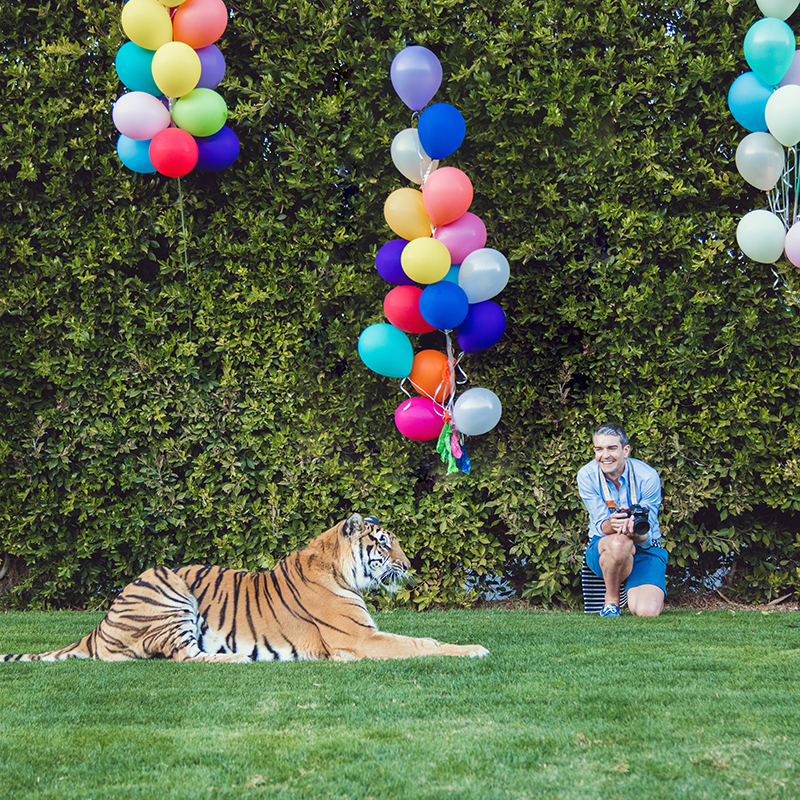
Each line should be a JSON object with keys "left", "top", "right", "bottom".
{"left": 2, "top": 0, "right": 799, "bottom": 608}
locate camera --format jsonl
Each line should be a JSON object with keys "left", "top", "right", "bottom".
{"left": 616, "top": 504, "right": 650, "bottom": 536}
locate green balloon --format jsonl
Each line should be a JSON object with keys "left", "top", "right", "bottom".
{"left": 172, "top": 88, "right": 228, "bottom": 138}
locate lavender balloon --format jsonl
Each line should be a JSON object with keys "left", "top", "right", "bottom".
{"left": 390, "top": 46, "right": 442, "bottom": 111}
{"left": 196, "top": 44, "right": 226, "bottom": 90}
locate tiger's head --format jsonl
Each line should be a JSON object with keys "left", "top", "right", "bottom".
{"left": 340, "top": 513, "right": 411, "bottom": 593}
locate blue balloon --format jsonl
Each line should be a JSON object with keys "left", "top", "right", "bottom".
{"left": 743, "top": 18, "right": 795, "bottom": 86}
{"left": 358, "top": 324, "right": 413, "bottom": 378}
{"left": 115, "top": 42, "right": 160, "bottom": 97}
{"left": 456, "top": 301, "right": 506, "bottom": 353}
{"left": 728, "top": 72, "right": 772, "bottom": 132}
{"left": 195, "top": 126, "right": 240, "bottom": 172}
{"left": 116, "top": 135, "right": 156, "bottom": 173}
{"left": 375, "top": 239, "right": 414, "bottom": 285}
{"left": 419, "top": 281, "right": 469, "bottom": 330}
{"left": 418, "top": 103, "right": 466, "bottom": 160}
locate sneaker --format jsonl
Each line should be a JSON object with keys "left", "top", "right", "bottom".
{"left": 600, "top": 603, "right": 621, "bottom": 617}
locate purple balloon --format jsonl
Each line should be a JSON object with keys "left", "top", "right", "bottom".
{"left": 375, "top": 239, "right": 415, "bottom": 285}
{"left": 196, "top": 45, "right": 226, "bottom": 90}
{"left": 390, "top": 46, "right": 442, "bottom": 111}
{"left": 456, "top": 301, "right": 506, "bottom": 353}
{"left": 195, "top": 126, "right": 240, "bottom": 172}
{"left": 434, "top": 213, "right": 487, "bottom": 264}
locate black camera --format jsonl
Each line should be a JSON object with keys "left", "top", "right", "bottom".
{"left": 617, "top": 504, "right": 650, "bottom": 535}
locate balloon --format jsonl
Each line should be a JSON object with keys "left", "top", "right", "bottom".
{"left": 422, "top": 167, "right": 473, "bottom": 227}
{"left": 195, "top": 125, "right": 240, "bottom": 171}
{"left": 196, "top": 44, "right": 226, "bottom": 90}
{"left": 116, "top": 135, "right": 157, "bottom": 173}
{"left": 779, "top": 51, "right": 800, "bottom": 87}
{"left": 757, "top": 0, "right": 799, "bottom": 19}
{"left": 442, "top": 265, "right": 460, "bottom": 284}
{"left": 172, "top": 88, "right": 228, "bottom": 136}
{"left": 151, "top": 42, "right": 203, "bottom": 99}
{"left": 434, "top": 212, "right": 487, "bottom": 264}
{"left": 115, "top": 42, "right": 160, "bottom": 96}
{"left": 149, "top": 128, "right": 199, "bottom": 177}
{"left": 375, "top": 239, "right": 415, "bottom": 285}
{"left": 401, "top": 237, "right": 451, "bottom": 284}
{"left": 157, "top": 0, "right": 190, "bottom": 7}
{"left": 390, "top": 46, "right": 442, "bottom": 111}
{"left": 458, "top": 248, "right": 510, "bottom": 303}
{"left": 418, "top": 103, "right": 466, "bottom": 160}
{"left": 394, "top": 396, "right": 445, "bottom": 441}
{"left": 409, "top": 350, "right": 450, "bottom": 403}
{"left": 765, "top": 85, "right": 800, "bottom": 146}
{"left": 391, "top": 128, "right": 438, "bottom": 184}
{"left": 456, "top": 301, "right": 506, "bottom": 353}
{"left": 728, "top": 72, "right": 772, "bottom": 132}
{"left": 172, "top": 0, "right": 229, "bottom": 49}
{"left": 384, "top": 188, "right": 432, "bottom": 240}
{"left": 121, "top": 0, "right": 173, "bottom": 51}
{"left": 785, "top": 221, "right": 800, "bottom": 266}
{"left": 452, "top": 388, "right": 502, "bottom": 436}
{"left": 419, "top": 281, "right": 470, "bottom": 330}
{"left": 736, "top": 209, "right": 786, "bottom": 263}
{"left": 112, "top": 91, "right": 171, "bottom": 140}
{"left": 383, "top": 286, "right": 435, "bottom": 334}
{"left": 735, "top": 133, "right": 785, "bottom": 190}
{"left": 357, "top": 324, "right": 413, "bottom": 378}
{"left": 743, "top": 18, "right": 795, "bottom": 86}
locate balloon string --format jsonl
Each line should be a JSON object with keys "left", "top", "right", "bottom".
{"left": 445, "top": 330, "right": 457, "bottom": 417}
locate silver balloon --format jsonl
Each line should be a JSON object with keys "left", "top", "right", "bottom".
{"left": 391, "top": 128, "right": 438, "bottom": 184}
{"left": 452, "top": 388, "right": 502, "bottom": 436}
{"left": 756, "top": 0, "right": 799, "bottom": 20}
{"left": 736, "top": 209, "right": 786, "bottom": 264}
{"left": 458, "top": 248, "right": 510, "bottom": 303}
{"left": 735, "top": 132, "right": 785, "bottom": 191}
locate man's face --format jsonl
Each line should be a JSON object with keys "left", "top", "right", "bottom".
{"left": 593, "top": 434, "right": 630, "bottom": 481}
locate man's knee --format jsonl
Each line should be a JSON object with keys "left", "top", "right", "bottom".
{"left": 598, "top": 534, "right": 635, "bottom": 563}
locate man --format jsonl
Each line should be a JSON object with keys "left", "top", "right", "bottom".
{"left": 577, "top": 423, "right": 668, "bottom": 617}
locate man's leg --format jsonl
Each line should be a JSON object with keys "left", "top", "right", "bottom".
{"left": 596, "top": 534, "right": 635, "bottom": 607}
{"left": 627, "top": 584, "right": 665, "bottom": 617}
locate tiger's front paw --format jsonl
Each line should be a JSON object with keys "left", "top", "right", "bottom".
{"left": 467, "top": 645, "right": 490, "bottom": 658}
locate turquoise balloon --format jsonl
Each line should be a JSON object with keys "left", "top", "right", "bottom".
{"left": 357, "top": 324, "right": 413, "bottom": 378}
{"left": 115, "top": 42, "right": 160, "bottom": 96}
{"left": 728, "top": 72, "right": 772, "bottom": 132}
{"left": 743, "top": 18, "right": 795, "bottom": 86}
{"left": 116, "top": 135, "right": 156, "bottom": 173}
{"left": 442, "top": 265, "right": 461, "bottom": 284}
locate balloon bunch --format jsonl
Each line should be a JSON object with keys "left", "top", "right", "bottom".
{"left": 358, "top": 46, "right": 508, "bottom": 474}
{"left": 729, "top": 1, "right": 800, "bottom": 264}
{"left": 112, "top": 0, "right": 239, "bottom": 177}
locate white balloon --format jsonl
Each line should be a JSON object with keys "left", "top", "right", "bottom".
{"left": 765, "top": 85, "right": 800, "bottom": 146}
{"left": 736, "top": 209, "right": 786, "bottom": 263}
{"left": 112, "top": 92, "right": 171, "bottom": 141}
{"left": 756, "top": 0, "right": 799, "bottom": 20}
{"left": 452, "top": 388, "right": 502, "bottom": 436}
{"left": 391, "top": 128, "right": 438, "bottom": 184}
{"left": 458, "top": 248, "right": 510, "bottom": 303}
{"left": 735, "top": 132, "right": 785, "bottom": 190}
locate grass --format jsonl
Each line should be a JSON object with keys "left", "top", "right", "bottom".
{"left": 1, "top": 607, "right": 799, "bottom": 799}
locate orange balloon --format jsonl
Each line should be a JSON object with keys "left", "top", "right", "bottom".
{"left": 384, "top": 188, "right": 432, "bottom": 240}
{"left": 422, "top": 166, "right": 473, "bottom": 226}
{"left": 173, "top": 0, "right": 229, "bottom": 49}
{"left": 409, "top": 350, "right": 451, "bottom": 403}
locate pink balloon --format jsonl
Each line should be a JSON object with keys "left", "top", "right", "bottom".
{"left": 422, "top": 167, "right": 473, "bottom": 227}
{"left": 785, "top": 221, "right": 800, "bottom": 266}
{"left": 394, "top": 397, "right": 445, "bottom": 441}
{"left": 434, "top": 212, "right": 487, "bottom": 264}
{"left": 172, "top": 0, "right": 228, "bottom": 49}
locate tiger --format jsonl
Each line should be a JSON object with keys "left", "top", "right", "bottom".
{"left": 1, "top": 513, "right": 489, "bottom": 662}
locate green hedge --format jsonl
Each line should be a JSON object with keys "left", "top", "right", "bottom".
{"left": 2, "top": 0, "right": 799, "bottom": 608}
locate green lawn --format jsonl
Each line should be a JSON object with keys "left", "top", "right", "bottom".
{"left": 1, "top": 607, "right": 799, "bottom": 799}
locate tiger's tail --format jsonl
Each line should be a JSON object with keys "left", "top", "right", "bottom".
{"left": 1, "top": 631, "right": 95, "bottom": 662}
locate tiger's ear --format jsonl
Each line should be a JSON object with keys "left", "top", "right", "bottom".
{"left": 342, "top": 513, "right": 365, "bottom": 538}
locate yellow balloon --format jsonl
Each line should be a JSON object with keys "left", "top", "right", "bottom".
{"left": 384, "top": 188, "right": 432, "bottom": 240}
{"left": 152, "top": 42, "right": 202, "bottom": 98}
{"left": 121, "top": 0, "right": 173, "bottom": 51}
{"left": 401, "top": 237, "right": 451, "bottom": 284}
{"left": 157, "top": 0, "right": 189, "bottom": 7}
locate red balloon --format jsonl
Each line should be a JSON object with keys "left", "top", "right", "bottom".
{"left": 383, "top": 286, "right": 435, "bottom": 334}
{"left": 149, "top": 128, "right": 199, "bottom": 177}
{"left": 172, "top": 0, "right": 228, "bottom": 49}
{"left": 422, "top": 167, "right": 473, "bottom": 227}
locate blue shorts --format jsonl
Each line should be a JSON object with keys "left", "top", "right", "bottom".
{"left": 586, "top": 537, "right": 668, "bottom": 595}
